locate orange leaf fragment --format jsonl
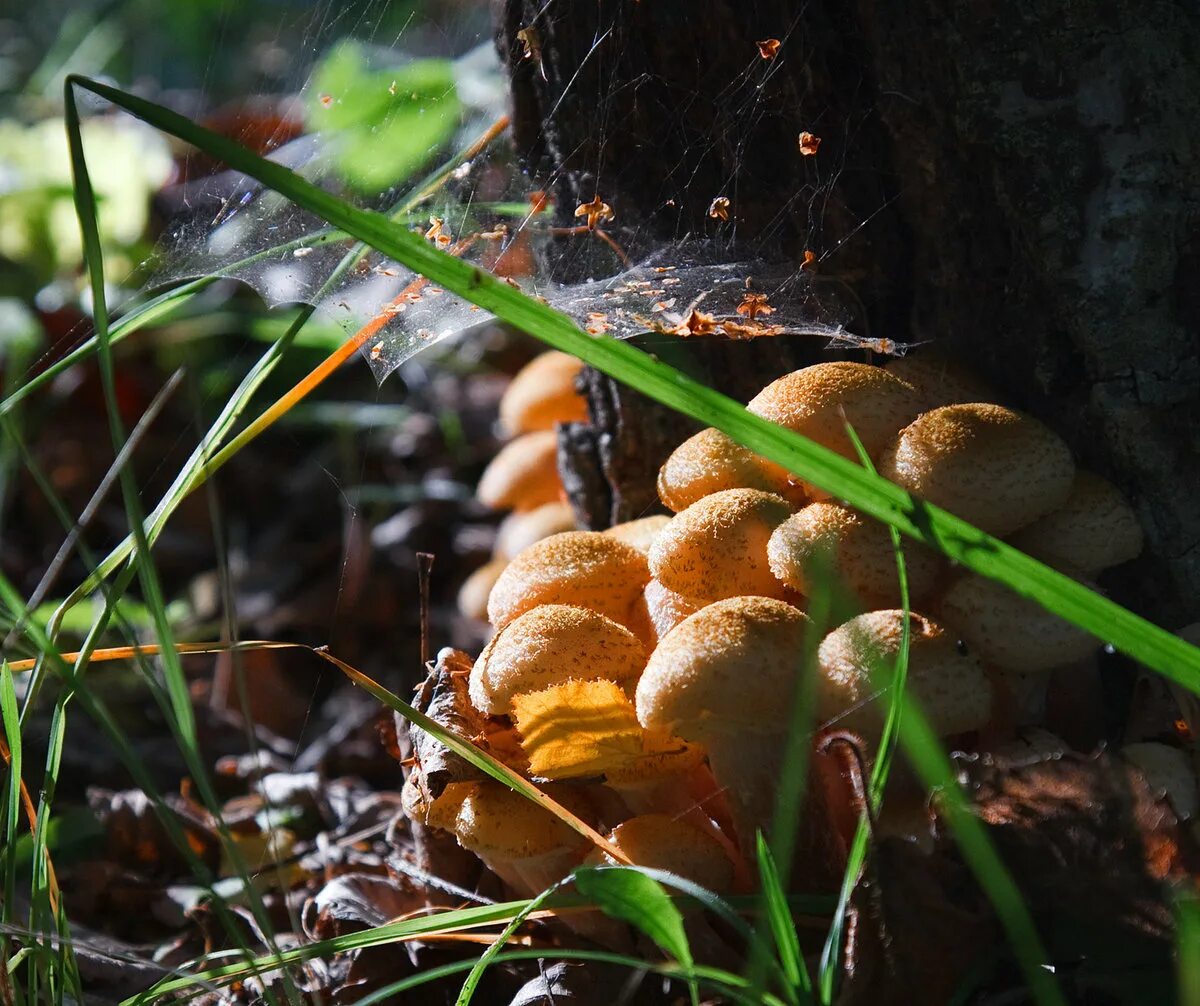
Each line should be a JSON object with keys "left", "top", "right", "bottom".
{"left": 708, "top": 196, "right": 731, "bottom": 221}
{"left": 574, "top": 195, "right": 614, "bottom": 230}
{"left": 799, "top": 131, "right": 822, "bottom": 156}
{"left": 511, "top": 679, "right": 644, "bottom": 780}
{"left": 757, "top": 38, "right": 781, "bottom": 60}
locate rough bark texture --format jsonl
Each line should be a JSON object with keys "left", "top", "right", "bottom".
{"left": 494, "top": 0, "right": 1200, "bottom": 627}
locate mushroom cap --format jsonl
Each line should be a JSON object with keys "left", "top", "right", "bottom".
{"left": 488, "top": 531, "right": 651, "bottom": 630}
{"left": 747, "top": 362, "right": 921, "bottom": 494}
{"left": 495, "top": 502, "right": 578, "bottom": 560}
{"left": 767, "top": 502, "right": 943, "bottom": 608}
{"left": 499, "top": 351, "right": 588, "bottom": 435}
{"left": 402, "top": 777, "right": 473, "bottom": 831}
{"left": 1006, "top": 471, "right": 1143, "bottom": 574}
{"left": 591, "top": 814, "right": 733, "bottom": 892}
{"left": 470, "top": 604, "right": 646, "bottom": 715}
{"left": 817, "top": 610, "right": 993, "bottom": 738}
{"left": 636, "top": 595, "right": 810, "bottom": 738}
{"left": 1121, "top": 742, "right": 1198, "bottom": 820}
{"left": 457, "top": 559, "right": 508, "bottom": 622}
{"left": 649, "top": 488, "right": 793, "bottom": 602}
{"left": 657, "top": 427, "right": 802, "bottom": 512}
{"left": 603, "top": 515, "right": 671, "bottom": 555}
{"left": 454, "top": 782, "right": 592, "bottom": 860}
{"left": 642, "top": 578, "right": 707, "bottom": 643}
{"left": 877, "top": 403, "right": 1075, "bottom": 536}
{"left": 884, "top": 350, "right": 1000, "bottom": 413}
{"left": 477, "top": 430, "right": 562, "bottom": 512}
{"left": 936, "top": 572, "right": 1099, "bottom": 673}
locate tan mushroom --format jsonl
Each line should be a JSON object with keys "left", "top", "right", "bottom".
{"left": 469, "top": 604, "right": 646, "bottom": 716}
{"left": 1122, "top": 742, "right": 1198, "bottom": 821}
{"left": 477, "top": 429, "right": 562, "bottom": 512}
{"left": 457, "top": 559, "right": 508, "bottom": 622}
{"left": 877, "top": 403, "right": 1075, "bottom": 536}
{"left": 487, "top": 531, "right": 650, "bottom": 631}
{"left": 499, "top": 351, "right": 588, "bottom": 435}
{"left": 649, "top": 489, "right": 794, "bottom": 602}
{"left": 636, "top": 595, "right": 810, "bottom": 851}
{"left": 452, "top": 782, "right": 593, "bottom": 896}
{"left": 657, "top": 427, "right": 804, "bottom": 512}
{"left": 936, "top": 571, "right": 1099, "bottom": 675}
{"left": 816, "top": 610, "right": 993, "bottom": 741}
{"left": 884, "top": 350, "right": 1000, "bottom": 413}
{"left": 587, "top": 814, "right": 734, "bottom": 893}
{"left": 603, "top": 515, "right": 671, "bottom": 554}
{"left": 767, "top": 502, "right": 943, "bottom": 609}
{"left": 747, "top": 362, "right": 921, "bottom": 496}
{"left": 495, "top": 501, "right": 578, "bottom": 560}
{"left": 1007, "top": 471, "right": 1143, "bottom": 574}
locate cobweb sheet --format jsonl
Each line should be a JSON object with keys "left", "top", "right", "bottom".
{"left": 148, "top": 35, "right": 878, "bottom": 384}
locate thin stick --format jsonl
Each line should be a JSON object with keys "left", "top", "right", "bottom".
{"left": 417, "top": 552, "right": 435, "bottom": 670}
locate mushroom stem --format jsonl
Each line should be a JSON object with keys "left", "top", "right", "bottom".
{"left": 704, "top": 731, "right": 788, "bottom": 856}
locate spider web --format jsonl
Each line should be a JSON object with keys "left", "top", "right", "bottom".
{"left": 143, "top": 4, "right": 895, "bottom": 383}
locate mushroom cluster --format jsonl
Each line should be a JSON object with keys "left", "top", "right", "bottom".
{"left": 418, "top": 352, "right": 1167, "bottom": 927}
{"left": 457, "top": 351, "right": 586, "bottom": 621}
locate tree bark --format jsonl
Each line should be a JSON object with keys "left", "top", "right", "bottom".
{"left": 494, "top": 0, "right": 1200, "bottom": 628}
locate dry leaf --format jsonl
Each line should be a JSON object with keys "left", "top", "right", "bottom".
{"left": 512, "top": 679, "right": 644, "bottom": 779}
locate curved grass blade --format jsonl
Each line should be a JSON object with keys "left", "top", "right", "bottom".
{"left": 61, "top": 74, "right": 1200, "bottom": 699}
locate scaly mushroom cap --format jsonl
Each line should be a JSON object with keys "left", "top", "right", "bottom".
{"left": 1122, "top": 742, "right": 1198, "bottom": 820}
{"left": 657, "top": 427, "right": 802, "bottom": 512}
{"left": 877, "top": 403, "right": 1075, "bottom": 536}
{"left": 636, "top": 595, "right": 809, "bottom": 738}
{"left": 885, "top": 350, "right": 1000, "bottom": 413}
{"left": 454, "top": 782, "right": 592, "bottom": 861}
{"left": 457, "top": 559, "right": 508, "bottom": 621}
{"left": 747, "top": 362, "right": 921, "bottom": 495}
{"left": 1006, "top": 471, "right": 1143, "bottom": 574}
{"left": 590, "top": 814, "right": 733, "bottom": 892}
{"left": 649, "top": 488, "right": 793, "bottom": 602}
{"left": 488, "top": 531, "right": 651, "bottom": 630}
{"left": 642, "top": 578, "right": 707, "bottom": 643}
{"left": 499, "top": 351, "right": 588, "bottom": 435}
{"left": 936, "top": 572, "right": 1098, "bottom": 673}
{"left": 767, "top": 502, "right": 943, "bottom": 608}
{"left": 816, "top": 610, "right": 992, "bottom": 738}
{"left": 603, "top": 515, "right": 671, "bottom": 555}
{"left": 477, "top": 430, "right": 562, "bottom": 512}
{"left": 495, "top": 501, "right": 578, "bottom": 560}
{"left": 470, "top": 604, "right": 646, "bottom": 715}
{"left": 402, "top": 777, "right": 473, "bottom": 832}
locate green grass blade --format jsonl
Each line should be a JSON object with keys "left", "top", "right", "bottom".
{"left": 754, "top": 834, "right": 810, "bottom": 1000}
{"left": 455, "top": 883, "right": 562, "bottom": 1006}
{"left": 63, "top": 74, "right": 1200, "bottom": 697}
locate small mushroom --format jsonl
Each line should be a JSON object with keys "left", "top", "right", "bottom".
{"left": 477, "top": 430, "right": 562, "bottom": 512}
{"left": 747, "top": 362, "right": 921, "bottom": 496}
{"left": 457, "top": 559, "right": 508, "bottom": 622}
{"left": 1122, "top": 742, "right": 1198, "bottom": 821}
{"left": 469, "top": 604, "right": 646, "bottom": 716}
{"left": 884, "top": 350, "right": 1000, "bottom": 413}
{"left": 816, "top": 610, "right": 993, "bottom": 741}
{"left": 642, "top": 578, "right": 707, "bottom": 643}
{"left": 657, "top": 427, "right": 804, "bottom": 512}
{"left": 587, "top": 814, "right": 734, "bottom": 893}
{"left": 488, "top": 531, "right": 650, "bottom": 630}
{"left": 499, "top": 351, "right": 588, "bottom": 435}
{"left": 451, "top": 782, "right": 593, "bottom": 896}
{"left": 649, "top": 488, "right": 794, "bottom": 602}
{"left": 936, "top": 571, "right": 1099, "bottom": 675}
{"left": 495, "top": 501, "right": 578, "bottom": 560}
{"left": 636, "top": 595, "right": 810, "bottom": 851}
{"left": 767, "top": 502, "right": 943, "bottom": 609}
{"left": 603, "top": 515, "right": 671, "bottom": 554}
{"left": 1007, "top": 471, "right": 1143, "bottom": 574}
{"left": 877, "top": 403, "right": 1075, "bottom": 536}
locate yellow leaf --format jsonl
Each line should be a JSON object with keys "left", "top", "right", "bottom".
{"left": 511, "top": 679, "right": 644, "bottom": 780}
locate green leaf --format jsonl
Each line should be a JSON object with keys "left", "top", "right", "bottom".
{"left": 573, "top": 866, "right": 694, "bottom": 970}
{"left": 308, "top": 43, "right": 460, "bottom": 194}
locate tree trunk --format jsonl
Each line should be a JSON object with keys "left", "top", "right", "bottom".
{"left": 493, "top": 0, "right": 1200, "bottom": 628}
